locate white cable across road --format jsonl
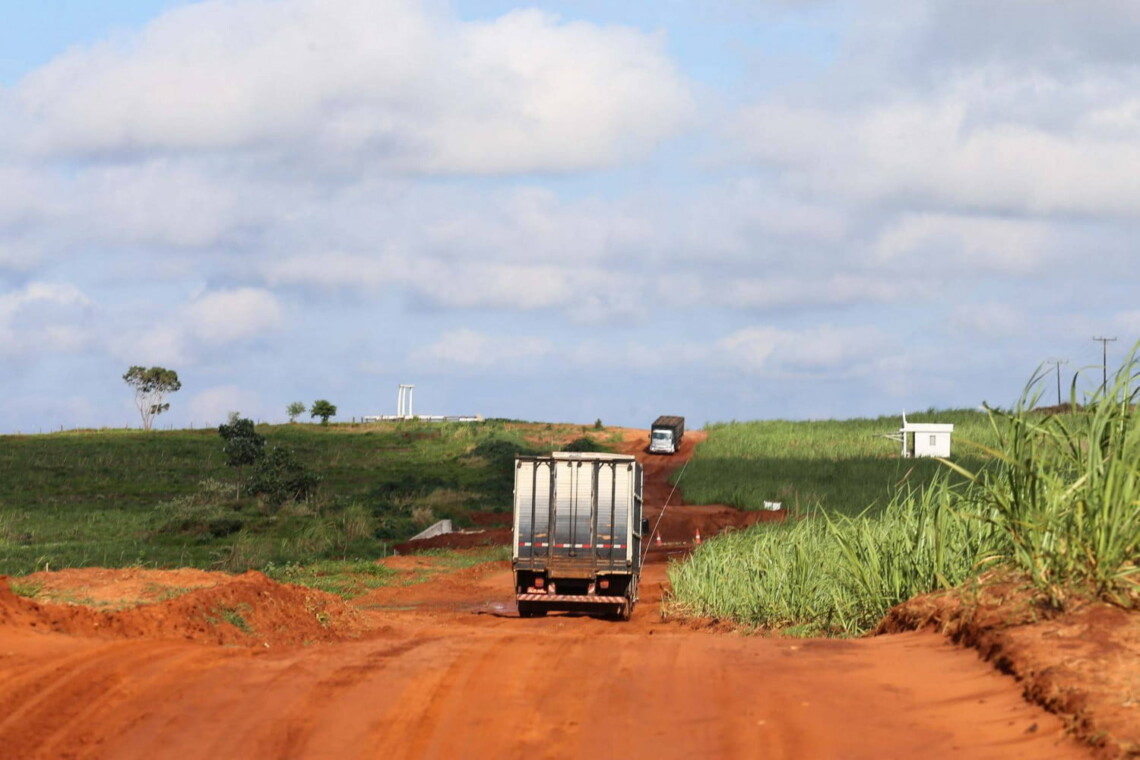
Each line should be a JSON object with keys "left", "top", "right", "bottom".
{"left": 640, "top": 455, "right": 691, "bottom": 566}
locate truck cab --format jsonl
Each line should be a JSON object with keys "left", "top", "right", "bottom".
{"left": 648, "top": 415, "right": 684, "bottom": 455}
{"left": 648, "top": 428, "right": 677, "bottom": 454}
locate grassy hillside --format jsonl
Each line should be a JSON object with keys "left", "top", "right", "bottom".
{"left": 0, "top": 419, "right": 615, "bottom": 576}
{"left": 678, "top": 410, "right": 995, "bottom": 516}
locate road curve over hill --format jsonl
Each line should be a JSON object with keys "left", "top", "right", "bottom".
{"left": 0, "top": 429, "right": 1090, "bottom": 759}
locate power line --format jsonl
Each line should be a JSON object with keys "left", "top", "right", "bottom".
{"left": 1045, "top": 358, "right": 1068, "bottom": 406}
{"left": 1092, "top": 337, "right": 1117, "bottom": 395}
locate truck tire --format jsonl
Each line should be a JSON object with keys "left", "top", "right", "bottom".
{"left": 517, "top": 603, "right": 548, "bottom": 618}
{"left": 610, "top": 599, "right": 633, "bottom": 622}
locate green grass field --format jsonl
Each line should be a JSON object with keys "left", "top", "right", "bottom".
{"left": 677, "top": 409, "right": 995, "bottom": 515}
{"left": 0, "top": 419, "right": 613, "bottom": 576}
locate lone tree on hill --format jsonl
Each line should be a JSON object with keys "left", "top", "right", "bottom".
{"left": 123, "top": 366, "right": 181, "bottom": 430}
{"left": 286, "top": 401, "right": 306, "bottom": 423}
{"left": 310, "top": 399, "right": 337, "bottom": 425}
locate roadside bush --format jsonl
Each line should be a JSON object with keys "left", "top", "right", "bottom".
{"left": 564, "top": 436, "right": 604, "bottom": 452}
{"left": 154, "top": 478, "right": 241, "bottom": 537}
{"left": 250, "top": 446, "right": 319, "bottom": 508}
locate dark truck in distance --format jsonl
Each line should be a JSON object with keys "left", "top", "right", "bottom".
{"left": 648, "top": 415, "right": 685, "bottom": 455}
{"left": 512, "top": 452, "right": 645, "bottom": 620}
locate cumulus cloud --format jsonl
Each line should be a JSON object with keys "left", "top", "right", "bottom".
{"left": 107, "top": 287, "right": 284, "bottom": 367}
{"left": 185, "top": 288, "right": 284, "bottom": 344}
{"left": 949, "top": 303, "right": 1028, "bottom": 339}
{"left": 408, "top": 323, "right": 893, "bottom": 379}
{"left": 722, "top": 0, "right": 1140, "bottom": 221}
{"left": 0, "top": 282, "right": 93, "bottom": 355}
{"left": 187, "top": 385, "right": 266, "bottom": 427}
{"left": 732, "top": 96, "right": 1140, "bottom": 217}
{"left": 9, "top": 0, "right": 692, "bottom": 174}
{"left": 872, "top": 213, "right": 1052, "bottom": 274}
{"left": 410, "top": 328, "right": 553, "bottom": 368}
{"left": 1113, "top": 310, "right": 1140, "bottom": 335}
{"left": 716, "top": 324, "right": 891, "bottom": 374}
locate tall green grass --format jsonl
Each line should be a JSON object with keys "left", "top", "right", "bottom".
{"left": 668, "top": 478, "right": 1003, "bottom": 635}
{"left": 943, "top": 358, "right": 1140, "bottom": 606}
{"left": 669, "top": 355, "right": 1140, "bottom": 633}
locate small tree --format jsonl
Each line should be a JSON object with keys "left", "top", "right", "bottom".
{"left": 250, "top": 446, "right": 319, "bottom": 507}
{"left": 310, "top": 399, "right": 337, "bottom": 426}
{"left": 218, "top": 414, "right": 265, "bottom": 498}
{"left": 123, "top": 366, "right": 182, "bottom": 430}
{"left": 286, "top": 401, "right": 306, "bottom": 423}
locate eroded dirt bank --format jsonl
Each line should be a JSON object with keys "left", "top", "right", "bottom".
{"left": 0, "top": 427, "right": 1119, "bottom": 759}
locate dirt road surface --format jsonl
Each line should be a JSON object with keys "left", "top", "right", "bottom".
{"left": 0, "top": 429, "right": 1093, "bottom": 759}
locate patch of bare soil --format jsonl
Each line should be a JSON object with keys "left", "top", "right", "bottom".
{"left": 879, "top": 579, "right": 1140, "bottom": 758}
{"left": 16, "top": 567, "right": 225, "bottom": 608}
{"left": 0, "top": 570, "right": 368, "bottom": 647}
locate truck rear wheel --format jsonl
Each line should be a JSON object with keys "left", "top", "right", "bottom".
{"left": 517, "top": 603, "right": 548, "bottom": 618}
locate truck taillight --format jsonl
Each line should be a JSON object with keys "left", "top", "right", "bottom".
{"left": 599, "top": 579, "right": 610, "bottom": 589}
{"left": 534, "top": 577, "right": 544, "bottom": 588}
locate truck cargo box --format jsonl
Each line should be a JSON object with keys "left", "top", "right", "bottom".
{"left": 512, "top": 452, "right": 644, "bottom": 620}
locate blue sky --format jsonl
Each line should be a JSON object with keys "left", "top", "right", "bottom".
{"left": 1, "top": 0, "right": 1138, "bottom": 432}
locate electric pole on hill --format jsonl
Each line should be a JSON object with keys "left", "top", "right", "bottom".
{"left": 1092, "top": 337, "right": 1117, "bottom": 396}
{"left": 1046, "top": 358, "right": 1068, "bottom": 407}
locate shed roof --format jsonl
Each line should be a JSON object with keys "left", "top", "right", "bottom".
{"left": 900, "top": 422, "right": 954, "bottom": 433}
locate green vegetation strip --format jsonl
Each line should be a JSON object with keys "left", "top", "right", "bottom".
{"left": 669, "top": 356, "right": 1140, "bottom": 635}
{"left": 0, "top": 419, "right": 606, "bottom": 576}
{"left": 679, "top": 410, "right": 994, "bottom": 516}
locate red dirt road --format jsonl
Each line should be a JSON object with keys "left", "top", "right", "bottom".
{"left": 0, "top": 429, "right": 1094, "bottom": 759}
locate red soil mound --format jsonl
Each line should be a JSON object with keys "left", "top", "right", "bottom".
{"left": 0, "top": 571, "right": 368, "bottom": 647}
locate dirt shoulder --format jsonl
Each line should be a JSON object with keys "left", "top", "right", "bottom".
{"left": 879, "top": 581, "right": 1140, "bottom": 758}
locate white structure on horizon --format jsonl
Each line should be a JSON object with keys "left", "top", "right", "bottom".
{"left": 898, "top": 413, "right": 954, "bottom": 458}
{"left": 360, "top": 384, "right": 484, "bottom": 423}
{"left": 397, "top": 384, "right": 414, "bottom": 419}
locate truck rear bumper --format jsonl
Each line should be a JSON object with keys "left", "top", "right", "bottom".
{"left": 517, "top": 593, "right": 626, "bottom": 605}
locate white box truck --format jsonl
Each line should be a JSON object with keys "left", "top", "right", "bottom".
{"left": 648, "top": 415, "right": 685, "bottom": 455}
{"left": 512, "top": 452, "right": 644, "bottom": 620}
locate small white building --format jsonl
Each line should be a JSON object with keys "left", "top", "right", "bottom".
{"left": 899, "top": 414, "right": 954, "bottom": 458}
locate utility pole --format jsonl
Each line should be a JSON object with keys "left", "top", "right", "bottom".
{"left": 1045, "top": 358, "right": 1068, "bottom": 407}
{"left": 1092, "top": 337, "right": 1117, "bottom": 396}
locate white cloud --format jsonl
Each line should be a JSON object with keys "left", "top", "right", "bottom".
{"left": 185, "top": 288, "right": 284, "bottom": 345}
{"left": 411, "top": 328, "right": 553, "bottom": 368}
{"left": 873, "top": 213, "right": 1051, "bottom": 274}
{"left": 949, "top": 303, "right": 1028, "bottom": 339}
{"left": 187, "top": 385, "right": 266, "bottom": 427}
{"left": 0, "top": 282, "right": 93, "bottom": 355}
{"left": 731, "top": 81, "right": 1140, "bottom": 218}
{"left": 713, "top": 274, "right": 923, "bottom": 310}
{"left": 107, "top": 288, "right": 284, "bottom": 367}
{"left": 1113, "top": 310, "right": 1140, "bottom": 335}
{"left": 716, "top": 324, "right": 891, "bottom": 374}
{"left": 11, "top": 0, "right": 692, "bottom": 174}
{"left": 112, "top": 324, "right": 188, "bottom": 368}
{"left": 412, "top": 323, "right": 893, "bottom": 378}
